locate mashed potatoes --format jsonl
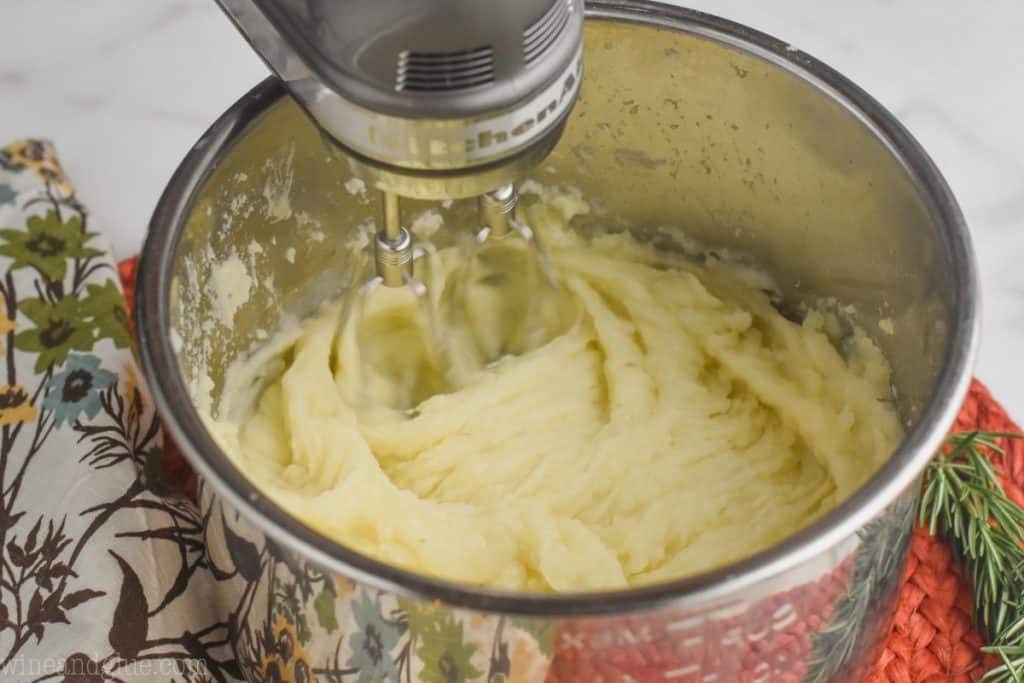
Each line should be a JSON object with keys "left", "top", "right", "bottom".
{"left": 206, "top": 187, "right": 901, "bottom": 592}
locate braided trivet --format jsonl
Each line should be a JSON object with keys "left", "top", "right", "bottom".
{"left": 119, "top": 256, "right": 1019, "bottom": 681}
{"left": 865, "top": 380, "right": 1021, "bottom": 683}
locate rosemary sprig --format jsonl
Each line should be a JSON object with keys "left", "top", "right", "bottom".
{"left": 920, "top": 430, "right": 1024, "bottom": 682}
{"left": 804, "top": 494, "right": 914, "bottom": 683}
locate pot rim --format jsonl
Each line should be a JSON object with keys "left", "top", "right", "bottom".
{"left": 136, "top": 0, "right": 978, "bottom": 617}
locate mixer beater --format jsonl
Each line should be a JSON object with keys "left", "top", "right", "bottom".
{"left": 216, "top": 0, "right": 584, "bottom": 399}
{"left": 351, "top": 181, "right": 562, "bottom": 397}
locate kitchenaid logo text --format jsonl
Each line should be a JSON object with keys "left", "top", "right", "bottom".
{"left": 465, "top": 62, "right": 580, "bottom": 151}
{"left": 367, "top": 55, "right": 582, "bottom": 160}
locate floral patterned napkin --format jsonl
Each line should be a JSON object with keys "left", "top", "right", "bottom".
{"left": 0, "top": 140, "right": 237, "bottom": 682}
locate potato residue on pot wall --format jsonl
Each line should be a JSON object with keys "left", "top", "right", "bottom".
{"left": 204, "top": 185, "right": 902, "bottom": 592}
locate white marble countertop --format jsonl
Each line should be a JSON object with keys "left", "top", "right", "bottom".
{"left": 2, "top": 0, "right": 1022, "bottom": 416}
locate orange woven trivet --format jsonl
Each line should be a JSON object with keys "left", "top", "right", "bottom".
{"left": 865, "top": 380, "right": 1023, "bottom": 683}
{"left": 117, "top": 256, "right": 1021, "bottom": 682}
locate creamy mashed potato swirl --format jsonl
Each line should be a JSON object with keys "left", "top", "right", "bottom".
{"left": 206, "top": 188, "right": 901, "bottom": 592}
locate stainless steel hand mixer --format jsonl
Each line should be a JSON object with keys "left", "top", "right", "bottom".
{"left": 216, "top": 0, "right": 584, "bottom": 386}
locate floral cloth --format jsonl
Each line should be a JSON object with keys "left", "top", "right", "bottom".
{"left": 0, "top": 140, "right": 235, "bottom": 682}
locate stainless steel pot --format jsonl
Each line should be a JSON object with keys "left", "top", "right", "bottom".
{"left": 136, "top": 2, "right": 977, "bottom": 681}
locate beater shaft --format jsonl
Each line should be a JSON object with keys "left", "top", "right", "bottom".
{"left": 383, "top": 191, "right": 402, "bottom": 241}
{"left": 478, "top": 184, "right": 518, "bottom": 240}
{"left": 375, "top": 192, "right": 414, "bottom": 288}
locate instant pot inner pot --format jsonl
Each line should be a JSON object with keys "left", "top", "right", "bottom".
{"left": 170, "top": 20, "right": 952, "bottom": 509}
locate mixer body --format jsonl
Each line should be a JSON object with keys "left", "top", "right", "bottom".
{"left": 215, "top": 0, "right": 584, "bottom": 198}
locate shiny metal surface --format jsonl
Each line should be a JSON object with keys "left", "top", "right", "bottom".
{"left": 372, "top": 191, "right": 414, "bottom": 287}
{"left": 478, "top": 183, "right": 518, "bottom": 239}
{"left": 373, "top": 227, "right": 413, "bottom": 288}
{"left": 137, "top": 2, "right": 977, "bottom": 680}
{"left": 215, "top": 0, "right": 583, "bottom": 195}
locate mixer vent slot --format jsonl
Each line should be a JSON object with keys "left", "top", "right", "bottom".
{"left": 396, "top": 46, "right": 495, "bottom": 92}
{"left": 523, "top": 0, "right": 571, "bottom": 66}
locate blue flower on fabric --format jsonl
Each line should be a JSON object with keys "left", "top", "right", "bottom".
{"left": 42, "top": 353, "right": 116, "bottom": 427}
{"left": 347, "top": 592, "right": 401, "bottom": 682}
{"left": 0, "top": 183, "right": 15, "bottom": 206}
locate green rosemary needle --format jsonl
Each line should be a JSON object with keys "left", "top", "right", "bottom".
{"left": 920, "top": 430, "right": 1024, "bottom": 683}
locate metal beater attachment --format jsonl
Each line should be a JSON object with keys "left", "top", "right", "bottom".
{"left": 373, "top": 193, "right": 422, "bottom": 289}
{"left": 478, "top": 185, "right": 522, "bottom": 244}
{"left": 475, "top": 183, "right": 559, "bottom": 281}
{"left": 448, "top": 182, "right": 566, "bottom": 364}
{"left": 340, "top": 192, "right": 445, "bottom": 411}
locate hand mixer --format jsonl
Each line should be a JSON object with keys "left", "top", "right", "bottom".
{"left": 215, "top": 0, "right": 584, "bottom": 395}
